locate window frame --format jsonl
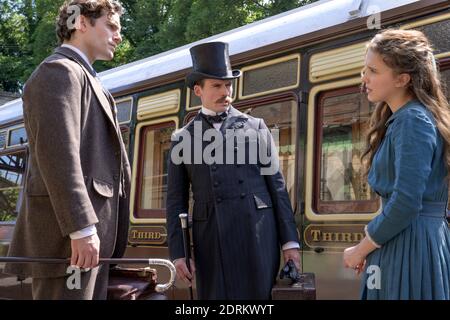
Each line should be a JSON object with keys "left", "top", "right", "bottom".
{"left": 238, "top": 54, "right": 301, "bottom": 100}
{"left": 129, "top": 117, "right": 179, "bottom": 224}
{"left": 5, "top": 124, "right": 27, "bottom": 150}
{"left": 0, "top": 148, "right": 27, "bottom": 226}
{"left": 400, "top": 12, "right": 450, "bottom": 61}
{"left": 115, "top": 96, "right": 133, "bottom": 125}
{"left": 439, "top": 58, "right": 450, "bottom": 212}
{"left": 305, "top": 77, "right": 382, "bottom": 222}
{"left": 313, "top": 86, "right": 379, "bottom": 215}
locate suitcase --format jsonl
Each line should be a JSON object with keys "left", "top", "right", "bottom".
{"left": 107, "top": 266, "right": 167, "bottom": 300}
{"left": 271, "top": 272, "right": 316, "bottom": 300}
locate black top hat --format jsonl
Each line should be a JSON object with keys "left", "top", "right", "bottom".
{"left": 186, "top": 42, "right": 241, "bottom": 89}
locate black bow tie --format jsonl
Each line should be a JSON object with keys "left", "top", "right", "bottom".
{"left": 203, "top": 111, "right": 228, "bottom": 123}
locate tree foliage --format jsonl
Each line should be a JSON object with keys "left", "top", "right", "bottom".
{"left": 0, "top": 0, "right": 319, "bottom": 93}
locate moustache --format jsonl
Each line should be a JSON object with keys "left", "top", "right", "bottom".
{"left": 216, "top": 96, "right": 232, "bottom": 104}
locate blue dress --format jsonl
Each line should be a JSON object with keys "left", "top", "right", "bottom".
{"left": 361, "top": 99, "right": 450, "bottom": 300}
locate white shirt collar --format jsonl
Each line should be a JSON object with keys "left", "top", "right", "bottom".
{"left": 201, "top": 106, "right": 230, "bottom": 116}
{"left": 61, "top": 44, "right": 95, "bottom": 74}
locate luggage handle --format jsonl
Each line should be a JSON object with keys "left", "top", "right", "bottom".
{"left": 0, "top": 257, "right": 176, "bottom": 293}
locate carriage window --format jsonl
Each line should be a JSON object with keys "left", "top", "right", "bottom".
{"left": 242, "top": 100, "right": 297, "bottom": 208}
{"left": 240, "top": 54, "right": 300, "bottom": 99}
{"left": 0, "top": 152, "right": 26, "bottom": 222}
{"left": 8, "top": 127, "right": 27, "bottom": 147}
{"left": 116, "top": 99, "right": 133, "bottom": 124}
{"left": 135, "top": 121, "right": 175, "bottom": 220}
{"left": 315, "top": 88, "right": 379, "bottom": 214}
{"left": 415, "top": 18, "right": 450, "bottom": 56}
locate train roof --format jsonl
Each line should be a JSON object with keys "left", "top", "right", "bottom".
{"left": 0, "top": 0, "right": 439, "bottom": 126}
{"left": 98, "top": 0, "right": 420, "bottom": 92}
{"left": 0, "top": 99, "right": 23, "bottom": 127}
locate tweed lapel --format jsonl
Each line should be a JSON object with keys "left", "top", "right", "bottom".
{"left": 54, "top": 47, "right": 117, "bottom": 128}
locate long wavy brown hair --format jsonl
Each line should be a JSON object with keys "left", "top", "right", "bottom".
{"left": 361, "top": 29, "right": 450, "bottom": 179}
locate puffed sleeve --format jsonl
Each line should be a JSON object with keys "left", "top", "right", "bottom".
{"left": 366, "top": 107, "right": 437, "bottom": 246}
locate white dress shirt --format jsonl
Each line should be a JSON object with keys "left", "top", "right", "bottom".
{"left": 201, "top": 106, "right": 229, "bottom": 131}
{"left": 61, "top": 44, "right": 97, "bottom": 240}
{"left": 200, "top": 106, "right": 300, "bottom": 251}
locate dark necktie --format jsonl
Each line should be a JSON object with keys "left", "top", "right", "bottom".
{"left": 203, "top": 111, "right": 228, "bottom": 124}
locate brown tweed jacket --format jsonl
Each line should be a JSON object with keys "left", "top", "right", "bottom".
{"left": 5, "top": 47, "right": 131, "bottom": 278}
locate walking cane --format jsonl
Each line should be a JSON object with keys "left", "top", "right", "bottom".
{"left": 0, "top": 257, "right": 176, "bottom": 293}
{"left": 179, "top": 213, "right": 194, "bottom": 300}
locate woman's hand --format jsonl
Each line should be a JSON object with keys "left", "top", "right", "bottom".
{"left": 343, "top": 245, "right": 366, "bottom": 275}
{"left": 343, "top": 236, "right": 379, "bottom": 275}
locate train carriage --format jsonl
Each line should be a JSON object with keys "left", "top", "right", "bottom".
{"left": 0, "top": 0, "right": 449, "bottom": 299}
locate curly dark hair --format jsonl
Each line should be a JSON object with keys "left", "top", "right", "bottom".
{"left": 56, "top": 0, "right": 123, "bottom": 44}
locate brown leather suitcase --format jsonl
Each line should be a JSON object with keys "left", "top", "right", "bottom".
{"left": 271, "top": 273, "right": 316, "bottom": 300}
{"left": 107, "top": 266, "right": 167, "bottom": 300}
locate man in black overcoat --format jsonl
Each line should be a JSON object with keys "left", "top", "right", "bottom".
{"left": 166, "top": 42, "right": 300, "bottom": 300}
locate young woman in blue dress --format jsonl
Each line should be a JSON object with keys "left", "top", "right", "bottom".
{"left": 343, "top": 29, "right": 450, "bottom": 300}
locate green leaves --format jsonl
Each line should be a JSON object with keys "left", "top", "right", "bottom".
{"left": 0, "top": 0, "right": 318, "bottom": 94}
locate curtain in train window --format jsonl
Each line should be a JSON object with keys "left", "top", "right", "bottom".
{"left": 242, "top": 100, "right": 297, "bottom": 208}
{"left": 0, "top": 152, "right": 26, "bottom": 222}
{"left": 136, "top": 122, "right": 175, "bottom": 219}
{"left": 317, "top": 89, "right": 378, "bottom": 214}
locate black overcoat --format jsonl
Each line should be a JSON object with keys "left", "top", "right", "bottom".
{"left": 166, "top": 106, "right": 298, "bottom": 299}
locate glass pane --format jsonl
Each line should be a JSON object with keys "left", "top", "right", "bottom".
{"left": 320, "top": 92, "right": 377, "bottom": 202}
{"left": 8, "top": 127, "right": 27, "bottom": 147}
{"left": 416, "top": 19, "right": 450, "bottom": 56}
{"left": 116, "top": 99, "right": 132, "bottom": 124}
{"left": 243, "top": 57, "right": 298, "bottom": 97}
{"left": 139, "top": 124, "right": 175, "bottom": 212}
{"left": 245, "top": 100, "right": 297, "bottom": 208}
{"left": 0, "top": 152, "right": 26, "bottom": 222}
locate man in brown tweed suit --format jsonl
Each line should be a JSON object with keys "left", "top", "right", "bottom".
{"left": 5, "top": 0, "right": 131, "bottom": 300}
